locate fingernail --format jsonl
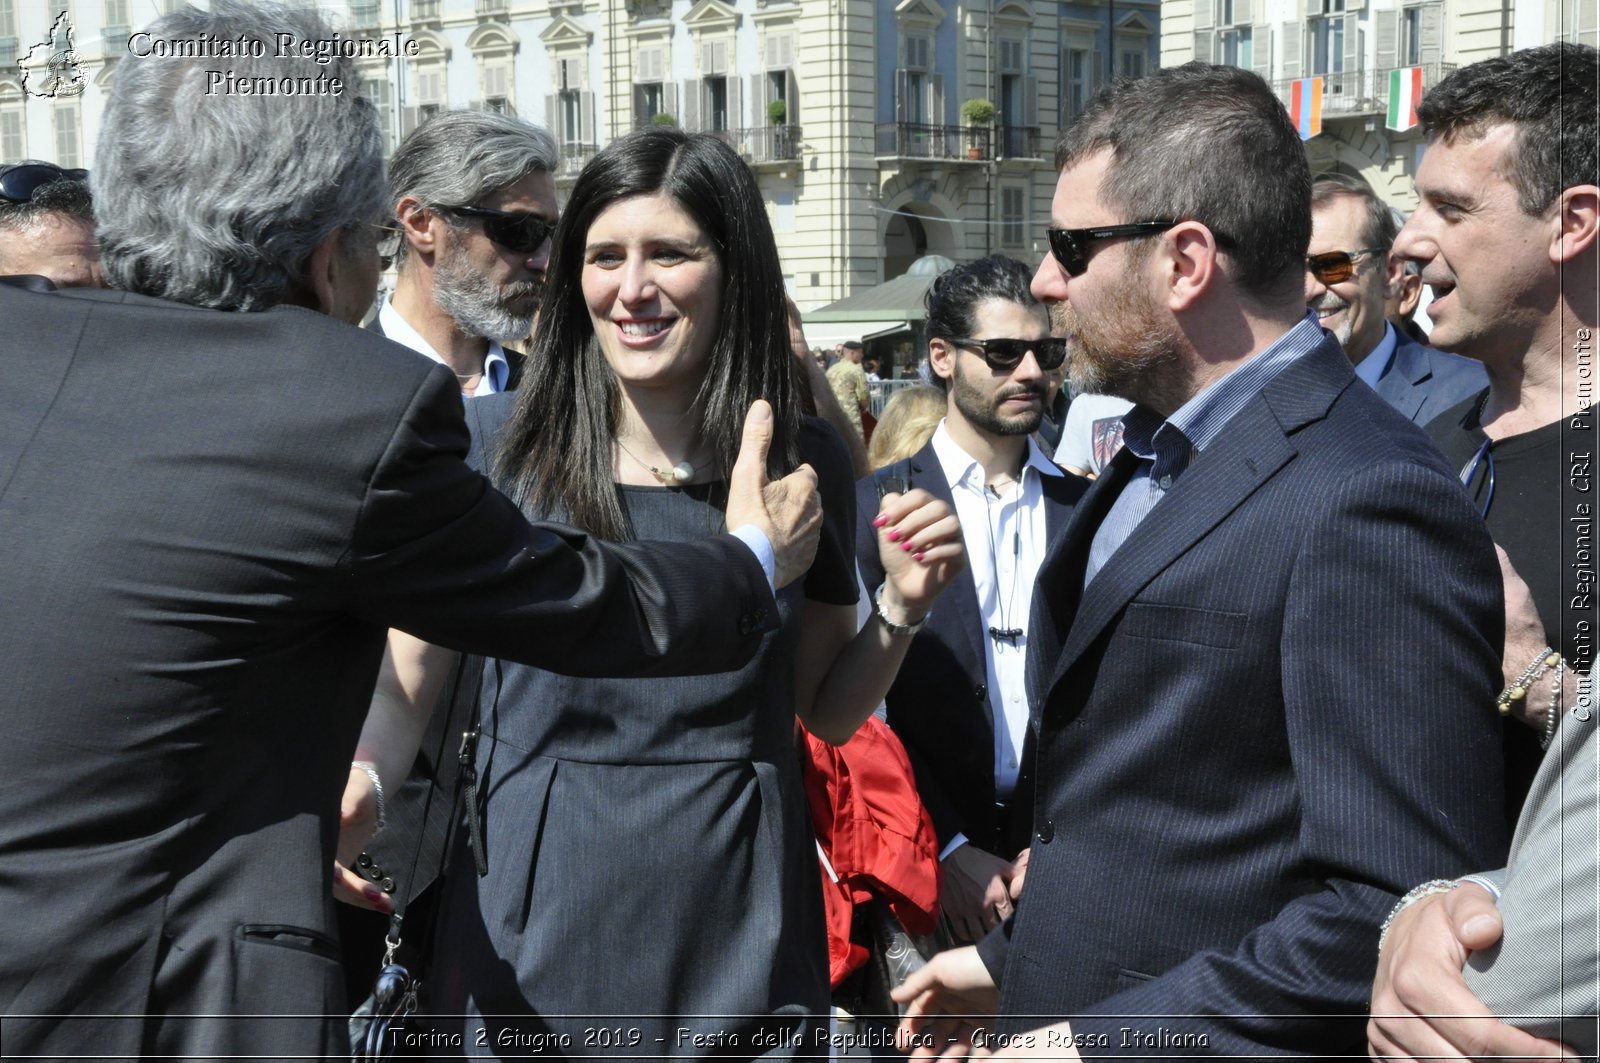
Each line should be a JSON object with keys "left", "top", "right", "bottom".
{"left": 873, "top": 514, "right": 889, "bottom": 527}
{"left": 1462, "top": 914, "right": 1499, "bottom": 939}
{"left": 749, "top": 400, "right": 771, "bottom": 421}
{"left": 901, "top": 541, "right": 914, "bottom": 552}
{"left": 914, "top": 551, "right": 925, "bottom": 561}
{"left": 364, "top": 885, "right": 386, "bottom": 902}
{"left": 887, "top": 529, "right": 901, "bottom": 541}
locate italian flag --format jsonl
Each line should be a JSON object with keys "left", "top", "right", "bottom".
{"left": 1388, "top": 66, "right": 1424, "bottom": 131}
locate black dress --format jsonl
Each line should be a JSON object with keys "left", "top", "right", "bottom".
{"left": 428, "top": 402, "right": 858, "bottom": 1060}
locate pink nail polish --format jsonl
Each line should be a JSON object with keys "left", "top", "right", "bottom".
{"left": 887, "top": 529, "right": 901, "bottom": 542}
{"left": 872, "top": 514, "right": 889, "bottom": 527}
{"left": 914, "top": 551, "right": 925, "bottom": 561}
{"left": 901, "top": 541, "right": 914, "bottom": 552}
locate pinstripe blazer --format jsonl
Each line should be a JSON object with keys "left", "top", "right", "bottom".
{"left": 1464, "top": 704, "right": 1599, "bottom": 1055}
{"left": 977, "top": 333, "right": 1510, "bottom": 1056}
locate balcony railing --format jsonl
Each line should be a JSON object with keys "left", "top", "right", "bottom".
{"left": 1273, "top": 61, "right": 1456, "bottom": 120}
{"left": 475, "top": 0, "right": 509, "bottom": 19}
{"left": 0, "top": 37, "right": 16, "bottom": 66}
{"left": 411, "top": 0, "right": 440, "bottom": 20}
{"left": 556, "top": 142, "right": 599, "bottom": 178}
{"left": 996, "top": 125, "right": 1043, "bottom": 160}
{"left": 875, "top": 123, "right": 990, "bottom": 162}
{"left": 349, "top": 0, "right": 379, "bottom": 26}
{"left": 634, "top": 124, "right": 802, "bottom": 163}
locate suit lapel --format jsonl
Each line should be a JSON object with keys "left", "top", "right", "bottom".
{"left": 909, "top": 443, "right": 991, "bottom": 703}
{"left": 1039, "top": 338, "right": 1352, "bottom": 704}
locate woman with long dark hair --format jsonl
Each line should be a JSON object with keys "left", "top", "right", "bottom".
{"left": 341, "top": 129, "right": 963, "bottom": 1057}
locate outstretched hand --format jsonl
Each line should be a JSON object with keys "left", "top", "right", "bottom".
{"left": 726, "top": 400, "right": 822, "bottom": 589}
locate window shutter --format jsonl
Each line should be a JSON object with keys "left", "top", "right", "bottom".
{"left": 1280, "top": 21, "right": 1300, "bottom": 79}
{"left": 580, "top": 90, "right": 594, "bottom": 143}
{"left": 727, "top": 74, "right": 741, "bottom": 128}
{"left": 1235, "top": 0, "right": 1253, "bottom": 24}
{"left": 1091, "top": 50, "right": 1104, "bottom": 90}
{"left": 682, "top": 80, "right": 699, "bottom": 129}
{"left": 1194, "top": 30, "right": 1216, "bottom": 62}
{"left": 1023, "top": 72, "right": 1037, "bottom": 125}
{"left": 664, "top": 80, "right": 677, "bottom": 116}
{"left": 1252, "top": 23, "right": 1273, "bottom": 76}
{"left": 1194, "top": 0, "right": 1214, "bottom": 32}
{"left": 1418, "top": 3, "right": 1442, "bottom": 65}
{"left": 1374, "top": 9, "right": 1397, "bottom": 72}
{"left": 929, "top": 72, "right": 944, "bottom": 124}
{"left": 546, "top": 93, "right": 558, "bottom": 130}
{"left": 779, "top": 32, "right": 794, "bottom": 67}
{"left": 895, "top": 67, "right": 909, "bottom": 121}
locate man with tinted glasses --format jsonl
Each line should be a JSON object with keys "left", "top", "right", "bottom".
{"left": 375, "top": 110, "right": 558, "bottom": 395}
{"left": 1306, "top": 173, "right": 1483, "bottom": 424}
{"left": 894, "top": 62, "right": 1505, "bottom": 1060}
{"left": 855, "top": 255, "right": 1086, "bottom": 951}
{"left": 0, "top": 161, "right": 102, "bottom": 289}
{"left": 1369, "top": 42, "right": 1597, "bottom": 1062}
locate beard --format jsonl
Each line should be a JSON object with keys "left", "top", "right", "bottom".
{"left": 1309, "top": 292, "right": 1355, "bottom": 347}
{"left": 1049, "top": 281, "right": 1184, "bottom": 410}
{"left": 949, "top": 356, "right": 1046, "bottom": 437}
{"left": 432, "top": 234, "right": 543, "bottom": 344}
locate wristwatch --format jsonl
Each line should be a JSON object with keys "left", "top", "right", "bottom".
{"left": 874, "top": 582, "right": 928, "bottom": 636}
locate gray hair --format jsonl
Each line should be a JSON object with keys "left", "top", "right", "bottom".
{"left": 93, "top": 2, "right": 385, "bottom": 311}
{"left": 388, "top": 110, "right": 558, "bottom": 268}
{"left": 1310, "top": 172, "right": 1398, "bottom": 253}
{"left": 1057, "top": 63, "right": 1311, "bottom": 305}
{"left": 0, "top": 161, "right": 93, "bottom": 232}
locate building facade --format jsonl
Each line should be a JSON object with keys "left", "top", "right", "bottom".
{"left": 1, "top": 0, "right": 1160, "bottom": 311}
{"left": 1161, "top": 0, "right": 1595, "bottom": 208}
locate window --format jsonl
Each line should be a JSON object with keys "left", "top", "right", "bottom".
{"left": 1064, "top": 46, "right": 1093, "bottom": 118}
{"left": 1309, "top": 14, "right": 1344, "bottom": 75}
{"left": 415, "top": 64, "right": 445, "bottom": 105}
{"left": 1221, "top": 26, "right": 1252, "bottom": 68}
{"left": 901, "top": 33, "right": 933, "bottom": 124}
{"left": 1401, "top": 6, "right": 1422, "bottom": 65}
{"left": 52, "top": 101, "right": 79, "bottom": 167}
{"left": 0, "top": 90, "right": 24, "bottom": 161}
{"left": 481, "top": 59, "right": 512, "bottom": 110}
{"left": 635, "top": 81, "right": 665, "bottom": 120}
{"left": 361, "top": 75, "right": 395, "bottom": 152}
{"left": 997, "top": 37, "right": 1024, "bottom": 127}
{"left": 634, "top": 43, "right": 668, "bottom": 124}
{"left": 102, "top": 0, "right": 127, "bottom": 29}
{"left": 704, "top": 77, "right": 728, "bottom": 130}
{"left": 1000, "top": 186, "right": 1025, "bottom": 247}
{"left": 1118, "top": 47, "right": 1145, "bottom": 78}
{"left": 774, "top": 191, "right": 795, "bottom": 232}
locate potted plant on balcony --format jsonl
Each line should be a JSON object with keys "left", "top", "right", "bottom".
{"left": 651, "top": 111, "right": 678, "bottom": 127}
{"left": 767, "top": 98, "right": 787, "bottom": 126}
{"left": 961, "top": 97, "right": 994, "bottom": 160}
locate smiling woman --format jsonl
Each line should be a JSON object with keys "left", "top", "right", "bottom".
{"left": 345, "top": 129, "right": 966, "bottom": 1059}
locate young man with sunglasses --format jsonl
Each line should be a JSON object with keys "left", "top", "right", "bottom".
{"left": 1306, "top": 172, "right": 1483, "bottom": 425}
{"left": 0, "top": 161, "right": 102, "bottom": 289}
{"left": 855, "top": 255, "right": 1086, "bottom": 953}
{"left": 1369, "top": 43, "right": 1597, "bottom": 1062}
{"left": 894, "top": 62, "right": 1506, "bottom": 1060}
{"left": 375, "top": 110, "right": 558, "bottom": 395}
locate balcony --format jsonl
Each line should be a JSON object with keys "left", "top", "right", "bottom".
{"left": 1272, "top": 61, "right": 1457, "bottom": 121}
{"left": 555, "top": 142, "right": 599, "bottom": 179}
{"left": 996, "top": 125, "right": 1044, "bottom": 160}
{"left": 742, "top": 125, "right": 801, "bottom": 163}
{"left": 875, "top": 123, "right": 990, "bottom": 162}
{"left": 475, "top": 0, "right": 509, "bottom": 21}
{"left": 102, "top": 25, "right": 129, "bottom": 53}
{"left": 348, "top": 0, "right": 379, "bottom": 27}
{"left": 411, "top": 0, "right": 440, "bottom": 21}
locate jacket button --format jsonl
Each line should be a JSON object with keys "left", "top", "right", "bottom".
{"left": 381, "top": 877, "right": 395, "bottom": 893}
{"left": 974, "top": 683, "right": 987, "bottom": 700}
{"left": 1037, "top": 818, "right": 1055, "bottom": 844}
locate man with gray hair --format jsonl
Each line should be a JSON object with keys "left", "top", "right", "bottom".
{"left": 1306, "top": 171, "right": 1483, "bottom": 424}
{"left": 376, "top": 110, "right": 557, "bottom": 394}
{"left": 0, "top": 161, "right": 101, "bottom": 288}
{"left": 0, "top": 3, "right": 821, "bottom": 1059}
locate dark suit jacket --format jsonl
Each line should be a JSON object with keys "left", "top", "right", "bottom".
{"left": 979, "top": 335, "right": 1509, "bottom": 1056}
{"left": 854, "top": 442, "right": 1085, "bottom": 859}
{"left": 0, "top": 285, "right": 775, "bottom": 1060}
{"left": 1370, "top": 326, "right": 1486, "bottom": 426}
{"left": 365, "top": 308, "right": 528, "bottom": 390}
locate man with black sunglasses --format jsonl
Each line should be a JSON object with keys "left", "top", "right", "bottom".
{"left": 0, "top": 161, "right": 102, "bottom": 289}
{"left": 895, "top": 62, "right": 1505, "bottom": 1061}
{"left": 1306, "top": 172, "right": 1483, "bottom": 426}
{"left": 375, "top": 110, "right": 558, "bottom": 396}
{"left": 856, "top": 255, "right": 1086, "bottom": 955}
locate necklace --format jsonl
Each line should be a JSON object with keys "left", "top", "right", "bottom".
{"left": 985, "top": 479, "right": 1024, "bottom": 645}
{"left": 616, "top": 437, "right": 705, "bottom": 486}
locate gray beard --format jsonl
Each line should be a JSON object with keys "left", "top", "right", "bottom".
{"left": 433, "top": 247, "right": 541, "bottom": 344}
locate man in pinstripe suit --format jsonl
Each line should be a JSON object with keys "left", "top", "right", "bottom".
{"left": 894, "top": 62, "right": 1508, "bottom": 1059}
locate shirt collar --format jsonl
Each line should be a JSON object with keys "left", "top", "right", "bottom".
{"left": 930, "top": 419, "right": 1064, "bottom": 493}
{"left": 379, "top": 296, "right": 510, "bottom": 394}
{"left": 1352, "top": 322, "right": 1398, "bottom": 389}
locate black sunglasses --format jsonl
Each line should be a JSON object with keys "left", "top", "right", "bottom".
{"left": 1046, "top": 221, "right": 1177, "bottom": 276}
{"left": 1306, "top": 247, "right": 1387, "bottom": 285}
{"left": 442, "top": 205, "right": 555, "bottom": 255}
{"left": 0, "top": 163, "right": 89, "bottom": 204}
{"left": 950, "top": 336, "right": 1068, "bottom": 371}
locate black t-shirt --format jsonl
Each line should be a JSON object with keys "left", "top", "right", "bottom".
{"left": 1427, "top": 388, "right": 1598, "bottom": 818}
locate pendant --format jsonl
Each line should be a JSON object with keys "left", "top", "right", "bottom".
{"left": 653, "top": 461, "right": 695, "bottom": 486}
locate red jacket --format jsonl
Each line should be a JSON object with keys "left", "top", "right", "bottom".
{"left": 801, "top": 716, "right": 942, "bottom": 986}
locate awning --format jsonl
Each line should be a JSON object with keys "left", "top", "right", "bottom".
{"left": 798, "top": 320, "right": 908, "bottom": 349}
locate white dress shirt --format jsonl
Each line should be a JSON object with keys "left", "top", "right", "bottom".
{"left": 930, "top": 421, "right": 1063, "bottom": 804}
{"left": 378, "top": 296, "right": 511, "bottom": 397}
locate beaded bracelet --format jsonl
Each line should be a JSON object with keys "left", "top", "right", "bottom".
{"left": 1540, "top": 665, "right": 1563, "bottom": 750}
{"left": 1497, "top": 646, "right": 1560, "bottom": 717}
{"left": 351, "top": 760, "right": 387, "bottom": 836}
{"left": 1378, "top": 879, "right": 1459, "bottom": 952}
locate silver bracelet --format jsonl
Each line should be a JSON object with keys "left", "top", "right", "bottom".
{"left": 1540, "top": 664, "right": 1564, "bottom": 750}
{"left": 873, "top": 582, "right": 928, "bottom": 637}
{"left": 1498, "top": 646, "right": 1559, "bottom": 716}
{"left": 1378, "top": 879, "right": 1459, "bottom": 952}
{"left": 351, "top": 760, "right": 386, "bottom": 836}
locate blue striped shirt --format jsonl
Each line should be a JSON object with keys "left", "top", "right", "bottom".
{"left": 1085, "top": 312, "right": 1325, "bottom": 587}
